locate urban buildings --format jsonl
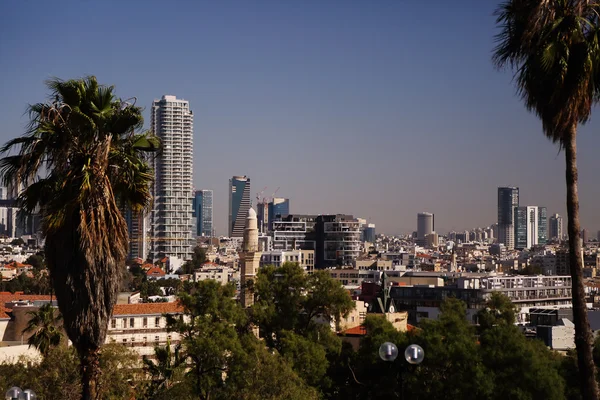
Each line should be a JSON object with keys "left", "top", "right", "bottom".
{"left": 416, "top": 212, "right": 434, "bottom": 246}
{"left": 268, "top": 198, "right": 290, "bottom": 229}
{"left": 498, "top": 187, "right": 519, "bottom": 250}
{"left": 192, "top": 190, "right": 214, "bottom": 237}
{"left": 363, "top": 223, "right": 376, "bottom": 243}
{"left": 515, "top": 206, "right": 539, "bottom": 249}
{"left": 316, "top": 214, "right": 361, "bottom": 269}
{"left": 271, "top": 214, "right": 317, "bottom": 251}
{"left": 149, "top": 95, "right": 194, "bottom": 261}
{"left": 538, "top": 206, "right": 548, "bottom": 245}
{"left": 229, "top": 176, "right": 251, "bottom": 238}
{"left": 549, "top": 214, "right": 563, "bottom": 241}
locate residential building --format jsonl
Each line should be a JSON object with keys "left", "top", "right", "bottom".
{"left": 259, "top": 249, "right": 315, "bottom": 273}
{"left": 538, "top": 207, "right": 548, "bottom": 245}
{"left": 149, "top": 95, "right": 194, "bottom": 261}
{"left": 193, "top": 190, "right": 214, "bottom": 237}
{"left": 229, "top": 176, "right": 251, "bottom": 238}
{"left": 549, "top": 214, "right": 563, "bottom": 241}
{"left": 515, "top": 206, "right": 539, "bottom": 250}
{"left": 193, "top": 266, "right": 231, "bottom": 285}
{"left": 316, "top": 214, "right": 361, "bottom": 269}
{"left": 416, "top": 212, "right": 434, "bottom": 246}
{"left": 108, "top": 302, "right": 183, "bottom": 357}
{"left": 498, "top": 187, "right": 519, "bottom": 250}
{"left": 271, "top": 214, "right": 317, "bottom": 251}
{"left": 123, "top": 208, "right": 146, "bottom": 260}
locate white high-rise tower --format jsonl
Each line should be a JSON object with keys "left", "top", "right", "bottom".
{"left": 240, "top": 207, "right": 262, "bottom": 308}
{"left": 149, "top": 95, "right": 194, "bottom": 261}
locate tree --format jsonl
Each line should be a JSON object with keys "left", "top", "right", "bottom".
{"left": 180, "top": 246, "right": 208, "bottom": 274}
{"left": 0, "top": 76, "right": 159, "bottom": 399}
{"left": 25, "top": 253, "right": 44, "bottom": 270}
{"left": 166, "top": 280, "right": 246, "bottom": 400}
{"left": 252, "top": 263, "right": 354, "bottom": 347}
{"left": 143, "top": 340, "right": 186, "bottom": 395}
{"left": 22, "top": 303, "right": 63, "bottom": 357}
{"left": 493, "top": 2, "right": 600, "bottom": 398}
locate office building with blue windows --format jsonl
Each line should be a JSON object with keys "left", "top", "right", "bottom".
{"left": 193, "top": 190, "right": 214, "bottom": 237}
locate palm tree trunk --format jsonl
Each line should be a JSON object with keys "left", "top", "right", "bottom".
{"left": 565, "top": 124, "right": 598, "bottom": 400}
{"left": 80, "top": 347, "right": 100, "bottom": 400}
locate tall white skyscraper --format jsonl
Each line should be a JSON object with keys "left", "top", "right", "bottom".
{"left": 497, "top": 187, "right": 519, "bottom": 250}
{"left": 149, "top": 95, "right": 194, "bottom": 261}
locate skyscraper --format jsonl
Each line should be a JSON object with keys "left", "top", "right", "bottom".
{"left": 549, "top": 214, "right": 563, "bottom": 241}
{"left": 268, "top": 197, "right": 290, "bottom": 230}
{"left": 193, "top": 190, "right": 214, "bottom": 237}
{"left": 537, "top": 206, "right": 548, "bottom": 245}
{"left": 416, "top": 212, "right": 434, "bottom": 246}
{"left": 229, "top": 176, "right": 251, "bottom": 237}
{"left": 515, "top": 206, "right": 539, "bottom": 249}
{"left": 149, "top": 95, "right": 194, "bottom": 260}
{"left": 497, "top": 187, "right": 519, "bottom": 250}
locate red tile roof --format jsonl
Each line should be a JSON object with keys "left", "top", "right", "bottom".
{"left": 0, "top": 306, "right": 10, "bottom": 319}
{"left": 0, "top": 294, "right": 52, "bottom": 303}
{"left": 146, "top": 266, "right": 165, "bottom": 276}
{"left": 341, "top": 325, "right": 367, "bottom": 336}
{"left": 4, "top": 261, "right": 32, "bottom": 269}
{"left": 112, "top": 302, "right": 183, "bottom": 316}
{"left": 407, "top": 324, "right": 417, "bottom": 332}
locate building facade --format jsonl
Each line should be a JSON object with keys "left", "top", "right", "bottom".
{"left": 316, "top": 214, "right": 361, "bottom": 269}
{"left": 498, "top": 187, "right": 519, "bottom": 250}
{"left": 549, "top": 214, "right": 563, "bottom": 241}
{"left": 271, "top": 214, "right": 317, "bottom": 251}
{"left": 193, "top": 190, "right": 213, "bottom": 237}
{"left": 268, "top": 198, "right": 289, "bottom": 229}
{"left": 149, "top": 95, "right": 194, "bottom": 261}
{"left": 229, "top": 176, "right": 251, "bottom": 238}
{"left": 538, "top": 206, "right": 548, "bottom": 245}
{"left": 515, "top": 206, "right": 539, "bottom": 250}
{"left": 416, "top": 212, "right": 434, "bottom": 246}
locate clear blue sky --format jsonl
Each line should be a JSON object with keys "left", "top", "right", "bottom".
{"left": 2, "top": 0, "right": 600, "bottom": 236}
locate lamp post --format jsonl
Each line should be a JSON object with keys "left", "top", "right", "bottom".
{"left": 379, "top": 342, "right": 424, "bottom": 399}
{"left": 5, "top": 387, "right": 36, "bottom": 400}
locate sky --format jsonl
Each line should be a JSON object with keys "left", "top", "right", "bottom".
{"left": 1, "top": 0, "right": 600, "bottom": 236}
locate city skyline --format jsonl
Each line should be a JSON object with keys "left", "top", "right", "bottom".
{"left": 3, "top": 1, "right": 600, "bottom": 236}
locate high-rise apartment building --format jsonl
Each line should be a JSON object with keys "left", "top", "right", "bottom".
{"left": 515, "top": 206, "right": 539, "bottom": 249}
{"left": 549, "top": 214, "right": 563, "bottom": 241}
{"left": 149, "top": 95, "right": 194, "bottom": 261}
{"left": 315, "top": 214, "right": 361, "bottom": 269}
{"left": 229, "top": 176, "right": 251, "bottom": 237}
{"left": 193, "top": 190, "right": 213, "bottom": 237}
{"left": 497, "top": 187, "right": 519, "bottom": 250}
{"left": 416, "top": 212, "right": 434, "bottom": 246}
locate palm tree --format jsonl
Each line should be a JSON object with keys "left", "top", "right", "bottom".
{"left": 22, "top": 303, "right": 63, "bottom": 357}
{"left": 143, "top": 340, "right": 185, "bottom": 394}
{"left": 0, "top": 76, "right": 159, "bottom": 399}
{"left": 493, "top": 1, "right": 600, "bottom": 398}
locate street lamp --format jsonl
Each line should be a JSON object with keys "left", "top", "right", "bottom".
{"left": 379, "top": 343, "right": 424, "bottom": 399}
{"left": 5, "top": 387, "right": 36, "bottom": 400}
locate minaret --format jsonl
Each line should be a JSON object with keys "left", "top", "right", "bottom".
{"left": 240, "top": 207, "right": 261, "bottom": 308}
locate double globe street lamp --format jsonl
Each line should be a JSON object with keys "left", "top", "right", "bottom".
{"left": 378, "top": 342, "right": 424, "bottom": 399}
{"left": 5, "top": 387, "right": 36, "bottom": 400}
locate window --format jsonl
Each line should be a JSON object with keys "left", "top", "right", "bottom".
{"left": 111, "top": 319, "right": 116, "bottom": 329}
{"left": 143, "top": 317, "right": 148, "bottom": 328}
{"left": 155, "top": 336, "right": 160, "bottom": 342}
{"left": 122, "top": 318, "right": 127, "bottom": 329}
{"left": 143, "top": 337, "right": 147, "bottom": 345}
{"left": 130, "top": 318, "right": 135, "bottom": 328}
{"left": 155, "top": 317, "right": 161, "bottom": 327}
{"left": 122, "top": 338, "right": 127, "bottom": 344}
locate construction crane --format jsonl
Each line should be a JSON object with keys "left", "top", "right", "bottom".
{"left": 269, "top": 187, "right": 280, "bottom": 202}
{"left": 256, "top": 186, "right": 268, "bottom": 206}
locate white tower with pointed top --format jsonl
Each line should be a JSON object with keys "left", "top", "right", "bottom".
{"left": 241, "top": 207, "right": 261, "bottom": 308}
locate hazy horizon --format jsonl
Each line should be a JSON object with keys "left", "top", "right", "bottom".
{"left": 2, "top": 1, "right": 600, "bottom": 236}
